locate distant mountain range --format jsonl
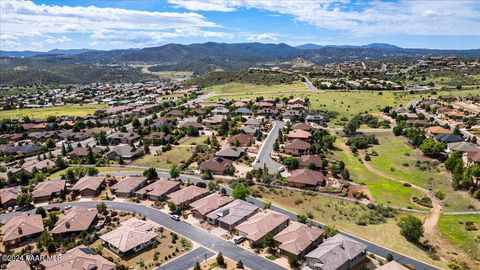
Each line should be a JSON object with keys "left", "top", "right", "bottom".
{"left": 0, "top": 49, "right": 94, "bottom": 58}
{"left": 1, "top": 42, "right": 479, "bottom": 85}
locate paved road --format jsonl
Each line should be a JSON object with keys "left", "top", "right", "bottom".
{"left": 158, "top": 247, "right": 214, "bottom": 270}
{"left": 0, "top": 201, "right": 286, "bottom": 270}
{"left": 303, "top": 76, "right": 318, "bottom": 92}
{"left": 252, "top": 120, "right": 285, "bottom": 173}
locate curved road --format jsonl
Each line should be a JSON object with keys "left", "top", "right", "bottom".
{"left": 0, "top": 201, "right": 286, "bottom": 270}
{"left": 252, "top": 120, "right": 285, "bottom": 173}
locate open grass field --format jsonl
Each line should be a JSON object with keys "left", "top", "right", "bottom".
{"left": 132, "top": 64, "right": 193, "bottom": 80}
{"left": 48, "top": 166, "right": 143, "bottom": 179}
{"left": 132, "top": 146, "right": 194, "bottom": 169}
{"left": 251, "top": 186, "right": 446, "bottom": 269}
{"left": 206, "top": 82, "right": 308, "bottom": 95}
{"left": 178, "top": 136, "right": 207, "bottom": 145}
{"left": 332, "top": 138, "right": 424, "bottom": 209}
{"left": 0, "top": 104, "right": 107, "bottom": 119}
{"left": 438, "top": 215, "right": 480, "bottom": 261}
{"left": 366, "top": 133, "right": 476, "bottom": 212}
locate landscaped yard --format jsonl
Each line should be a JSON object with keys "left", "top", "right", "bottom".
{"left": 250, "top": 186, "right": 447, "bottom": 269}
{"left": 132, "top": 146, "right": 195, "bottom": 169}
{"left": 365, "top": 133, "right": 476, "bottom": 212}
{"left": 332, "top": 138, "right": 424, "bottom": 209}
{"left": 438, "top": 215, "right": 480, "bottom": 261}
{"left": 0, "top": 104, "right": 107, "bottom": 119}
{"left": 48, "top": 166, "right": 143, "bottom": 179}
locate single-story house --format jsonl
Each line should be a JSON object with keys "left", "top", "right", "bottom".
{"left": 203, "top": 115, "right": 227, "bottom": 126}
{"left": 135, "top": 179, "right": 180, "bottom": 201}
{"left": 292, "top": 122, "right": 313, "bottom": 131}
{"left": 285, "top": 139, "right": 311, "bottom": 156}
{"left": 110, "top": 176, "right": 147, "bottom": 197}
{"left": 51, "top": 206, "right": 98, "bottom": 235}
{"left": 66, "top": 147, "right": 103, "bottom": 158}
{"left": 109, "top": 132, "right": 141, "bottom": 144}
{"left": 288, "top": 129, "right": 312, "bottom": 141}
{"left": 106, "top": 145, "right": 143, "bottom": 161}
{"left": 241, "top": 126, "right": 258, "bottom": 135}
{"left": 305, "top": 234, "right": 367, "bottom": 270}
{"left": 235, "top": 107, "right": 252, "bottom": 116}
{"left": 1, "top": 214, "right": 44, "bottom": 247}
{"left": 32, "top": 180, "right": 67, "bottom": 203}
{"left": 306, "top": 115, "right": 324, "bottom": 125}
{"left": 235, "top": 210, "right": 289, "bottom": 247}
{"left": 206, "top": 199, "right": 260, "bottom": 231}
{"left": 425, "top": 126, "right": 451, "bottom": 138}
{"left": 375, "top": 261, "right": 409, "bottom": 270}
{"left": 198, "top": 157, "right": 233, "bottom": 175}
{"left": 212, "top": 106, "right": 230, "bottom": 115}
{"left": 287, "top": 169, "right": 325, "bottom": 188}
{"left": 167, "top": 185, "right": 210, "bottom": 209}
{"left": 100, "top": 218, "right": 157, "bottom": 256}
{"left": 0, "top": 187, "right": 21, "bottom": 209}
{"left": 245, "top": 118, "right": 261, "bottom": 128}
{"left": 216, "top": 146, "right": 246, "bottom": 159}
{"left": 190, "top": 194, "right": 233, "bottom": 219}
{"left": 434, "top": 134, "right": 464, "bottom": 143}
{"left": 274, "top": 222, "right": 324, "bottom": 258}
{"left": 228, "top": 133, "right": 255, "bottom": 146}
{"left": 446, "top": 141, "right": 479, "bottom": 154}
{"left": 41, "top": 245, "right": 115, "bottom": 270}
{"left": 299, "top": 155, "right": 323, "bottom": 169}
{"left": 70, "top": 176, "right": 106, "bottom": 197}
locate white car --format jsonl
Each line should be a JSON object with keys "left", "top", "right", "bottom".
{"left": 233, "top": 235, "right": 245, "bottom": 244}
{"left": 171, "top": 214, "right": 180, "bottom": 221}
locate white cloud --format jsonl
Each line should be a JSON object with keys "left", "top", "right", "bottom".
{"left": 247, "top": 33, "right": 278, "bottom": 42}
{"left": 169, "top": 0, "right": 480, "bottom": 36}
{"left": 0, "top": 0, "right": 225, "bottom": 50}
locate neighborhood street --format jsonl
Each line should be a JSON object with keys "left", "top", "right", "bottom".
{"left": 252, "top": 120, "right": 285, "bottom": 173}
{"left": 158, "top": 247, "right": 214, "bottom": 270}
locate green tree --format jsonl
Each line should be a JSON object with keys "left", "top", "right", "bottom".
{"left": 386, "top": 252, "right": 394, "bottom": 262}
{"left": 232, "top": 184, "right": 250, "bottom": 200}
{"left": 45, "top": 138, "right": 56, "bottom": 149}
{"left": 236, "top": 260, "right": 244, "bottom": 269}
{"left": 216, "top": 252, "right": 225, "bottom": 267}
{"left": 419, "top": 138, "right": 445, "bottom": 158}
{"left": 397, "top": 215, "right": 424, "bottom": 243}
{"left": 170, "top": 164, "right": 180, "bottom": 179}
{"left": 143, "top": 168, "right": 158, "bottom": 180}
{"left": 96, "top": 202, "right": 107, "bottom": 213}
{"left": 297, "top": 214, "right": 308, "bottom": 224}
{"left": 193, "top": 262, "right": 201, "bottom": 270}
{"left": 288, "top": 255, "right": 299, "bottom": 268}
{"left": 168, "top": 202, "right": 177, "bottom": 212}
{"left": 16, "top": 192, "right": 32, "bottom": 207}
{"left": 263, "top": 233, "right": 276, "bottom": 249}
{"left": 208, "top": 180, "right": 217, "bottom": 191}
{"left": 36, "top": 206, "right": 46, "bottom": 218}
{"left": 132, "top": 117, "right": 141, "bottom": 129}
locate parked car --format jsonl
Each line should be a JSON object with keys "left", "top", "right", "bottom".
{"left": 233, "top": 235, "right": 245, "bottom": 244}
{"left": 171, "top": 214, "right": 180, "bottom": 221}
{"left": 64, "top": 205, "right": 73, "bottom": 210}
{"left": 48, "top": 206, "right": 60, "bottom": 212}
{"left": 195, "top": 182, "right": 207, "bottom": 188}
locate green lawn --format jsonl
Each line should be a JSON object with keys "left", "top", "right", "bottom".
{"left": 333, "top": 139, "right": 424, "bottom": 209}
{"left": 132, "top": 146, "right": 194, "bottom": 169}
{"left": 0, "top": 104, "right": 107, "bottom": 119}
{"left": 178, "top": 136, "right": 207, "bottom": 145}
{"left": 48, "top": 166, "right": 143, "bottom": 179}
{"left": 438, "top": 215, "right": 480, "bottom": 261}
{"left": 366, "top": 133, "right": 475, "bottom": 211}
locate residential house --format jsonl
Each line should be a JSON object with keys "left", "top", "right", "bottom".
{"left": 178, "top": 120, "right": 204, "bottom": 130}
{"left": 206, "top": 200, "right": 260, "bottom": 231}
{"left": 212, "top": 106, "right": 229, "bottom": 115}
{"left": 463, "top": 150, "right": 480, "bottom": 166}
{"left": 306, "top": 115, "right": 324, "bottom": 125}
{"left": 305, "top": 234, "right": 367, "bottom": 270}
{"left": 167, "top": 185, "right": 210, "bottom": 209}
{"left": 1, "top": 214, "right": 44, "bottom": 247}
{"left": 434, "top": 134, "right": 464, "bottom": 143}
{"left": 135, "top": 179, "right": 180, "bottom": 201}
{"left": 256, "top": 108, "right": 279, "bottom": 117}
{"left": 285, "top": 139, "right": 311, "bottom": 155}
{"left": 41, "top": 245, "right": 115, "bottom": 270}
{"left": 287, "top": 169, "right": 325, "bottom": 189}
{"left": 0, "top": 187, "right": 21, "bottom": 209}
{"left": 376, "top": 261, "right": 409, "bottom": 270}
{"left": 6, "top": 261, "right": 30, "bottom": 270}
{"left": 203, "top": 115, "right": 226, "bottom": 126}
{"left": 245, "top": 118, "right": 261, "bottom": 128}
{"left": 255, "top": 101, "right": 273, "bottom": 108}
{"left": 106, "top": 145, "right": 143, "bottom": 161}
{"left": 283, "top": 110, "right": 302, "bottom": 121}
{"left": 100, "top": 218, "right": 157, "bottom": 256}
{"left": 241, "top": 126, "right": 258, "bottom": 135}
{"left": 425, "top": 126, "right": 451, "bottom": 138}
{"left": 110, "top": 132, "right": 141, "bottom": 144}
{"left": 228, "top": 133, "right": 255, "bottom": 146}
{"left": 110, "top": 176, "right": 147, "bottom": 197}
{"left": 216, "top": 146, "right": 246, "bottom": 160}
{"left": 299, "top": 155, "right": 323, "bottom": 169}
{"left": 190, "top": 194, "right": 233, "bottom": 219}
{"left": 32, "top": 180, "right": 66, "bottom": 203}
{"left": 51, "top": 206, "right": 98, "bottom": 235}
{"left": 446, "top": 141, "right": 479, "bottom": 154}
{"left": 288, "top": 98, "right": 305, "bottom": 105}
{"left": 71, "top": 176, "right": 106, "bottom": 197}
{"left": 274, "top": 222, "right": 324, "bottom": 258}
{"left": 66, "top": 147, "right": 103, "bottom": 159}
{"left": 235, "top": 210, "right": 289, "bottom": 247}
{"left": 288, "top": 129, "right": 312, "bottom": 141}
{"left": 22, "top": 159, "right": 55, "bottom": 174}
{"left": 198, "top": 157, "right": 233, "bottom": 175}
{"left": 165, "top": 109, "right": 183, "bottom": 118}
{"left": 235, "top": 107, "right": 252, "bottom": 116}
{"left": 292, "top": 122, "right": 313, "bottom": 132}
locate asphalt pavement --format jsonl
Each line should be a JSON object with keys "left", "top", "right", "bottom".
{"left": 158, "top": 247, "right": 214, "bottom": 270}
{"left": 252, "top": 120, "right": 285, "bottom": 173}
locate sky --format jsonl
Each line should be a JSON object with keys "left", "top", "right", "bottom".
{"left": 1, "top": 0, "right": 479, "bottom": 51}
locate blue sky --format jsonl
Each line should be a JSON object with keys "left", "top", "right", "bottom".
{"left": 1, "top": 0, "right": 479, "bottom": 51}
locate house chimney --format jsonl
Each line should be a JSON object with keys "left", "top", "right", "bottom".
{"left": 18, "top": 227, "right": 23, "bottom": 235}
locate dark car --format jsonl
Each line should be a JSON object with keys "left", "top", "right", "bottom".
{"left": 195, "top": 182, "right": 207, "bottom": 188}
{"left": 48, "top": 206, "right": 60, "bottom": 212}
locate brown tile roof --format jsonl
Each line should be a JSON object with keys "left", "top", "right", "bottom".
{"left": 235, "top": 210, "right": 289, "bottom": 242}
{"left": 376, "top": 261, "right": 409, "bottom": 270}
{"left": 110, "top": 176, "right": 147, "bottom": 194}
{"left": 41, "top": 245, "right": 115, "bottom": 270}
{"left": 0, "top": 187, "right": 21, "bottom": 205}
{"left": 32, "top": 180, "right": 66, "bottom": 199}
{"left": 288, "top": 129, "right": 312, "bottom": 139}
{"left": 466, "top": 150, "right": 480, "bottom": 163}
{"left": 299, "top": 155, "right": 323, "bottom": 168}
{"left": 288, "top": 169, "right": 325, "bottom": 186}
{"left": 285, "top": 139, "right": 311, "bottom": 150}
{"left": 274, "top": 222, "right": 324, "bottom": 256}
{"left": 100, "top": 217, "right": 157, "bottom": 253}
{"left": 51, "top": 206, "right": 98, "bottom": 234}
{"left": 2, "top": 214, "right": 44, "bottom": 241}
{"left": 6, "top": 260, "right": 30, "bottom": 270}
{"left": 135, "top": 179, "right": 180, "bottom": 197}
{"left": 228, "top": 133, "right": 255, "bottom": 146}
{"left": 292, "top": 123, "right": 313, "bottom": 131}
{"left": 167, "top": 185, "right": 210, "bottom": 205}
{"left": 426, "top": 126, "right": 451, "bottom": 135}
{"left": 71, "top": 176, "right": 105, "bottom": 194}
{"left": 190, "top": 194, "right": 233, "bottom": 216}
{"left": 198, "top": 157, "right": 233, "bottom": 172}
